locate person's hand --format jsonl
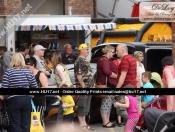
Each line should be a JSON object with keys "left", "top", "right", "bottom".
{"left": 62, "top": 103, "right": 66, "bottom": 108}
{"left": 81, "top": 83, "right": 85, "bottom": 88}
{"left": 44, "top": 71, "right": 51, "bottom": 76}
{"left": 55, "top": 95, "right": 61, "bottom": 100}
{"left": 120, "top": 98, "right": 125, "bottom": 103}
{"left": 115, "top": 102, "right": 120, "bottom": 106}
{"left": 0, "top": 76, "right": 3, "bottom": 81}
{"left": 0, "top": 95, "right": 4, "bottom": 100}
{"left": 111, "top": 95, "right": 116, "bottom": 99}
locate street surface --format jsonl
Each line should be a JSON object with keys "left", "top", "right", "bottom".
{"left": 45, "top": 120, "right": 124, "bottom": 132}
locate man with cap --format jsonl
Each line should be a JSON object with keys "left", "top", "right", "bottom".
{"left": 33, "top": 45, "right": 50, "bottom": 76}
{"left": 74, "top": 43, "right": 94, "bottom": 131}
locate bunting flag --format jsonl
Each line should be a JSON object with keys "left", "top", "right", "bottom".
{"left": 15, "top": 23, "right": 116, "bottom": 31}
{"left": 16, "top": 25, "right": 47, "bottom": 31}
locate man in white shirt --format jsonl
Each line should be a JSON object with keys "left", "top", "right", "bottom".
{"left": 33, "top": 45, "right": 50, "bottom": 76}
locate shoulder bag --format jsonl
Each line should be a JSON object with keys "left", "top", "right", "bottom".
{"left": 0, "top": 101, "right": 10, "bottom": 130}
{"left": 94, "top": 77, "right": 107, "bottom": 98}
{"left": 30, "top": 100, "right": 44, "bottom": 132}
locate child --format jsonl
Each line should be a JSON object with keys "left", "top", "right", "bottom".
{"left": 113, "top": 95, "right": 128, "bottom": 127}
{"left": 56, "top": 95, "right": 75, "bottom": 130}
{"left": 141, "top": 71, "right": 154, "bottom": 107}
{"left": 114, "top": 84, "right": 140, "bottom": 132}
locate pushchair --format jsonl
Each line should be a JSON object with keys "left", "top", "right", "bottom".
{"left": 134, "top": 95, "right": 167, "bottom": 132}
{"left": 150, "top": 72, "right": 164, "bottom": 88}
{"left": 144, "top": 108, "right": 175, "bottom": 132}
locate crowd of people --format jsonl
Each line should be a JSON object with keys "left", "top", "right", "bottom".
{"left": 0, "top": 42, "right": 175, "bottom": 132}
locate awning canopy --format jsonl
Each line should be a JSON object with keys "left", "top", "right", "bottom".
{"left": 16, "top": 25, "right": 47, "bottom": 31}
{"left": 15, "top": 23, "right": 116, "bottom": 31}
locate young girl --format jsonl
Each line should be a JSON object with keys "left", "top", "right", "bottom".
{"left": 114, "top": 85, "right": 139, "bottom": 132}
{"left": 56, "top": 95, "right": 75, "bottom": 131}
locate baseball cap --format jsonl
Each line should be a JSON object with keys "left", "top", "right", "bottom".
{"left": 78, "top": 43, "right": 89, "bottom": 50}
{"left": 34, "top": 45, "right": 46, "bottom": 51}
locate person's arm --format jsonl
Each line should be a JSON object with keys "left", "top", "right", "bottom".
{"left": 62, "top": 103, "right": 75, "bottom": 108}
{"left": 43, "top": 71, "right": 50, "bottom": 76}
{"left": 56, "top": 65, "right": 66, "bottom": 88}
{"left": 101, "top": 59, "right": 117, "bottom": 78}
{"left": 29, "top": 74, "right": 38, "bottom": 88}
{"left": 3, "top": 53, "right": 11, "bottom": 68}
{"left": 115, "top": 96, "right": 129, "bottom": 108}
{"left": 110, "top": 72, "right": 117, "bottom": 78}
{"left": 77, "top": 74, "right": 85, "bottom": 88}
{"left": 75, "top": 58, "right": 86, "bottom": 88}
{"left": 39, "top": 72, "right": 48, "bottom": 88}
{"left": 62, "top": 96, "right": 75, "bottom": 108}
{"left": 55, "top": 95, "right": 62, "bottom": 100}
{"left": 1, "top": 71, "right": 10, "bottom": 88}
{"left": 167, "top": 95, "right": 174, "bottom": 111}
{"left": 116, "top": 71, "right": 127, "bottom": 88}
{"left": 164, "top": 68, "right": 174, "bottom": 88}
{"left": 116, "top": 58, "right": 129, "bottom": 88}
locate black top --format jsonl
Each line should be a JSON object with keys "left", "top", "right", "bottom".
{"left": 20, "top": 53, "right": 25, "bottom": 60}
{"left": 61, "top": 53, "right": 77, "bottom": 64}
{"left": 32, "top": 71, "right": 46, "bottom": 106}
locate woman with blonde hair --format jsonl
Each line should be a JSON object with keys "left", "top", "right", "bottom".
{"left": 134, "top": 51, "right": 145, "bottom": 88}
{"left": 51, "top": 52, "right": 73, "bottom": 88}
{"left": 1, "top": 53, "right": 37, "bottom": 132}
{"left": 96, "top": 45, "right": 117, "bottom": 128}
{"left": 134, "top": 51, "right": 145, "bottom": 114}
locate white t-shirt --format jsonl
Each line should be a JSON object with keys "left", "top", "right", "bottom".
{"left": 137, "top": 61, "right": 145, "bottom": 88}
{"left": 33, "top": 55, "right": 46, "bottom": 72}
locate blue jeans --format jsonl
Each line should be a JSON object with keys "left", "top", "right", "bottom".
{"left": 8, "top": 96, "right": 31, "bottom": 132}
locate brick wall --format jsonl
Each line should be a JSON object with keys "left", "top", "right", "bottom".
{"left": 0, "top": 0, "right": 22, "bottom": 15}
{"left": 65, "top": 0, "right": 97, "bottom": 18}
{"left": 171, "top": 0, "right": 175, "bottom": 60}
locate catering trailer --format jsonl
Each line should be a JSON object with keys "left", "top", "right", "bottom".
{"left": 4, "top": 15, "right": 116, "bottom": 61}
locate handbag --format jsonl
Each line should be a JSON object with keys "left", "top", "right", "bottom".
{"left": 0, "top": 101, "right": 10, "bottom": 129}
{"left": 94, "top": 77, "right": 108, "bottom": 98}
{"left": 30, "top": 100, "right": 44, "bottom": 132}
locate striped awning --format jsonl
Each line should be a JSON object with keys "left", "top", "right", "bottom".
{"left": 49, "top": 23, "right": 116, "bottom": 31}
{"left": 15, "top": 23, "right": 116, "bottom": 31}
{"left": 16, "top": 25, "right": 47, "bottom": 31}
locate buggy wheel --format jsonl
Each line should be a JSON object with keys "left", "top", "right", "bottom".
{"left": 134, "top": 128, "right": 141, "bottom": 132}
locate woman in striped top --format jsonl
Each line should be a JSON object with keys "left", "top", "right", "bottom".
{"left": 1, "top": 53, "right": 37, "bottom": 132}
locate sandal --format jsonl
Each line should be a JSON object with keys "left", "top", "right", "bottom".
{"left": 82, "top": 126, "right": 89, "bottom": 131}
{"left": 103, "top": 122, "right": 114, "bottom": 128}
{"left": 109, "top": 122, "right": 116, "bottom": 127}
{"left": 86, "top": 125, "right": 95, "bottom": 131}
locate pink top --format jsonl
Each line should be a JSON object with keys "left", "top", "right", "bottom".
{"left": 162, "top": 66, "right": 175, "bottom": 87}
{"left": 126, "top": 95, "right": 140, "bottom": 119}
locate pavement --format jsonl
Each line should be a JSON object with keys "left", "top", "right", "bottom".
{"left": 45, "top": 120, "right": 124, "bottom": 132}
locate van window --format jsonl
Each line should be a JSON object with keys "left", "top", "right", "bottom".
{"left": 146, "top": 49, "right": 172, "bottom": 75}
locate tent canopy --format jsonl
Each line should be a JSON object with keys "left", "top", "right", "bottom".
{"left": 16, "top": 23, "right": 116, "bottom": 31}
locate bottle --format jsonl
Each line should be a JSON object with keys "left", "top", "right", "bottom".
{"left": 63, "top": 102, "right": 67, "bottom": 112}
